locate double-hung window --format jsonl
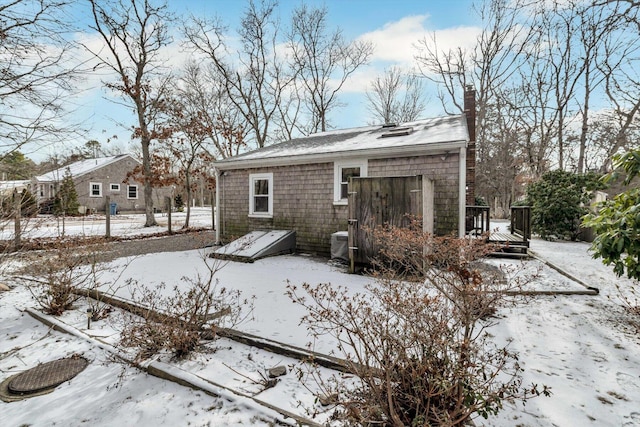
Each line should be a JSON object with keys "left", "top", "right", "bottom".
{"left": 90, "top": 182, "right": 102, "bottom": 197}
{"left": 249, "top": 173, "right": 273, "bottom": 217}
{"left": 127, "top": 185, "right": 138, "bottom": 199}
{"left": 334, "top": 160, "right": 367, "bottom": 205}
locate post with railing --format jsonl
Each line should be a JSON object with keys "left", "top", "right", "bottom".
{"left": 465, "top": 205, "right": 490, "bottom": 236}
{"left": 510, "top": 206, "right": 531, "bottom": 241}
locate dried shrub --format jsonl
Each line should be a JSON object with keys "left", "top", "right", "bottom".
{"left": 14, "top": 243, "right": 95, "bottom": 315}
{"left": 288, "top": 223, "right": 549, "bottom": 426}
{"left": 120, "top": 255, "right": 253, "bottom": 361}
{"left": 612, "top": 282, "right": 640, "bottom": 332}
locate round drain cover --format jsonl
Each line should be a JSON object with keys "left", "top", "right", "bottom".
{"left": 8, "top": 357, "right": 88, "bottom": 394}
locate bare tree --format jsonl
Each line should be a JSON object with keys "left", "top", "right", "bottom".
{"left": 86, "top": 0, "right": 174, "bottom": 227}
{"left": 572, "top": 3, "right": 615, "bottom": 173}
{"left": 173, "top": 62, "right": 249, "bottom": 160}
{"left": 525, "top": 0, "right": 638, "bottom": 174}
{"left": 0, "top": 0, "right": 82, "bottom": 157}
{"left": 163, "top": 68, "right": 216, "bottom": 228}
{"left": 415, "top": 0, "right": 534, "bottom": 213}
{"left": 365, "top": 67, "right": 426, "bottom": 125}
{"left": 288, "top": 4, "right": 373, "bottom": 133}
{"left": 593, "top": 0, "right": 640, "bottom": 172}
{"left": 184, "top": 0, "right": 296, "bottom": 149}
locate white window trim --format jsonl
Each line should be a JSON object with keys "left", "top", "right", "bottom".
{"left": 110, "top": 183, "right": 120, "bottom": 192}
{"left": 333, "top": 160, "right": 367, "bottom": 205}
{"left": 249, "top": 172, "right": 273, "bottom": 218}
{"left": 127, "top": 185, "right": 138, "bottom": 199}
{"left": 89, "top": 182, "right": 102, "bottom": 198}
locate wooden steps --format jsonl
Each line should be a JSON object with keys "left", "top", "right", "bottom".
{"left": 488, "top": 232, "right": 529, "bottom": 258}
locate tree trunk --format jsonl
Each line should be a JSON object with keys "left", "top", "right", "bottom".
{"left": 578, "top": 63, "right": 591, "bottom": 174}
{"left": 558, "top": 114, "right": 564, "bottom": 170}
{"left": 184, "top": 172, "right": 191, "bottom": 229}
{"left": 141, "top": 136, "right": 157, "bottom": 227}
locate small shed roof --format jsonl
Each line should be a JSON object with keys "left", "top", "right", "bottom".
{"left": 36, "top": 154, "right": 138, "bottom": 182}
{"left": 215, "top": 114, "right": 469, "bottom": 169}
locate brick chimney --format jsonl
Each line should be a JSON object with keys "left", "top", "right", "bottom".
{"left": 463, "top": 86, "right": 476, "bottom": 206}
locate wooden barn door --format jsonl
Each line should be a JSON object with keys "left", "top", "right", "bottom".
{"left": 348, "top": 175, "right": 433, "bottom": 271}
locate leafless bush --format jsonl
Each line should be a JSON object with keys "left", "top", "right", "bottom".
{"left": 14, "top": 243, "right": 95, "bottom": 315}
{"left": 120, "top": 255, "right": 253, "bottom": 361}
{"left": 288, "top": 222, "right": 549, "bottom": 426}
{"left": 613, "top": 282, "right": 640, "bottom": 332}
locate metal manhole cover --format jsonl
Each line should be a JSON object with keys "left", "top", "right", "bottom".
{"left": 8, "top": 356, "right": 88, "bottom": 394}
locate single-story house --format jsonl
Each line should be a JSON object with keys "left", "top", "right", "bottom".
{"left": 33, "top": 154, "right": 171, "bottom": 214}
{"left": 213, "top": 91, "right": 477, "bottom": 259}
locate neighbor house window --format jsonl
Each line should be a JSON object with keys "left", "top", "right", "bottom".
{"left": 334, "top": 160, "right": 367, "bottom": 204}
{"left": 90, "top": 182, "right": 102, "bottom": 197}
{"left": 127, "top": 185, "right": 138, "bottom": 199}
{"left": 110, "top": 183, "right": 120, "bottom": 192}
{"left": 249, "top": 173, "right": 273, "bottom": 217}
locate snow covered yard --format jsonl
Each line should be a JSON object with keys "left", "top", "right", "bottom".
{"left": 0, "top": 207, "right": 216, "bottom": 241}
{"left": 1, "top": 217, "right": 640, "bottom": 426}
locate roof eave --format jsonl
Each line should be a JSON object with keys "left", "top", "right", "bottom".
{"left": 214, "top": 140, "right": 468, "bottom": 170}
{"left": 35, "top": 154, "right": 139, "bottom": 182}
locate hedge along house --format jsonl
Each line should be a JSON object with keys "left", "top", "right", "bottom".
{"left": 33, "top": 154, "right": 170, "bottom": 214}
{"left": 214, "top": 90, "right": 476, "bottom": 260}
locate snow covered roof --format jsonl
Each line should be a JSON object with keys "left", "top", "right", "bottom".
{"left": 0, "top": 180, "right": 30, "bottom": 196}
{"left": 215, "top": 114, "right": 469, "bottom": 169}
{"left": 36, "top": 154, "right": 139, "bottom": 182}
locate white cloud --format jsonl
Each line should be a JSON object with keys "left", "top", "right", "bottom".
{"left": 358, "top": 15, "right": 481, "bottom": 67}
{"left": 340, "top": 15, "right": 481, "bottom": 96}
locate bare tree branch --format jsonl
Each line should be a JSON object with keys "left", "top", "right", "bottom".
{"left": 288, "top": 4, "right": 373, "bottom": 133}
{"left": 0, "top": 0, "right": 84, "bottom": 158}
{"left": 86, "top": 0, "right": 175, "bottom": 227}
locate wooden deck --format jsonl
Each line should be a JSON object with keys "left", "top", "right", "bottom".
{"left": 466, "top": 205, "right": 531, "bottom": 258}
{"left": 489, "top": 231, "right": 529, "bottom": 247}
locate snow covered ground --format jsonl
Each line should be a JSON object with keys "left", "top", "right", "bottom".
{"left": 1, "top": 217, "right": 639, "bottom": 426}
{"left": 0, "top": 207, "right": 216, "bottom": 240}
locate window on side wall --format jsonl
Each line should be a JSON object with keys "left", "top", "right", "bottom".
{"left": 127, "top": 185, "right": 138, "bottom": 199}
{"left": 334, "top": 160, "right": 367, "bottom": 205}
{"left": 110, "top": 183, "right": 120, "bottom": 192}
{"left": 90, "top": 182, "right": 102, "bottom": 197}
{"left": 249, "top": 173, "right": 273, "bottom": 217}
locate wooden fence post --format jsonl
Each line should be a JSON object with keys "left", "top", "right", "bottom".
{"left": 105, "top": 195, "right": 111, "bottom": 238}
{"left": 13, "top": 190, "right": 21, "bottom": 250}
{"left": 165, "top": 196, "right": 172, "bottom": 234}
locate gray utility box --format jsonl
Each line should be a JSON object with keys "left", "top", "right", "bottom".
{"left": 331, "top": 231, "right": 349, "bottom": 261}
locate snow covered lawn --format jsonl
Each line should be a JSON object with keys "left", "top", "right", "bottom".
{"left": 1, "top": 217, "right": 640, "bottom": 426}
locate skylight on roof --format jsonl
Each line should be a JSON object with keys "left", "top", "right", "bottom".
{"left": 380, "top": 126, "right": 414, "bottom": 138}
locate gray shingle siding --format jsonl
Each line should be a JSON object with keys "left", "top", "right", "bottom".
{"left": 218, "top": 153, "right": 460, "bottom": 255}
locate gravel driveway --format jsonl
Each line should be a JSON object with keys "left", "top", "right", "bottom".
{"left": 102, "top": 230, "right": 217, "bottom": 261}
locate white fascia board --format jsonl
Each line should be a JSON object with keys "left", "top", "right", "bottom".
{"left": 214, "top": 140, "right": 468, "bottom": 171}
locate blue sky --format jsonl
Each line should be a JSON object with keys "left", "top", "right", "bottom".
{"left": 47, "top": 0, "right": 480, "bottom": 162}
{"left": 178, "top": 0, "right": 479, "bottom": 34}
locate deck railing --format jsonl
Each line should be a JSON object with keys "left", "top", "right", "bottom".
{"left": 465, "top": 205, "right": 490, "bottom": 236}
{"left": 510, "top": 206, "right": 531, "bottom": 241}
